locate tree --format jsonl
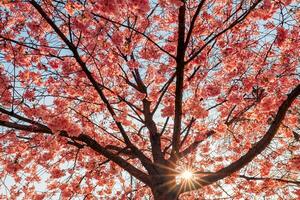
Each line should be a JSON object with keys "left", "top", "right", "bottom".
{"left": 0, "top": 0, "right": 299, "bottom": 199}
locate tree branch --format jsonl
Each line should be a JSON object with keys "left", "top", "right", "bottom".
{"left": 131, "top": 69, "right": 164, "bottom": 165}
{"left": 29, "top": 0, "right": 154, "bottom": 172}
{"left": 185, "top": 0, "right": 262, "bottom": 64}
{"left": 171, "top": 2, "right": 186, "bottom": 158}
{"left": 0, "top": 120, "right": 51, "bottom": 134}
{"left": 92, "top": 13, "right": 176, "bottom": 59}
{"left": 0, "top": 118, "right": 151, "bottom": 185}
{"left": 179, "top": 84, "right": 300, "bottom": 193}
{"left": 176, "top": 130, "right": 215, "bottom": 159}
{"left": 184, "top": 0, "right": 206, "bottom": 50}
{"left": 238, "top": 175, "right": 300, "bottom": 185}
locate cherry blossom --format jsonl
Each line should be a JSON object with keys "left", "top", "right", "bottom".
{"left": 0, "top": 0, "right": 299, "bottom": 199}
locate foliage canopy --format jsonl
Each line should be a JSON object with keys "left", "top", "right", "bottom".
{"left": 0, "top": 0, "right": 300, "bottom": 199}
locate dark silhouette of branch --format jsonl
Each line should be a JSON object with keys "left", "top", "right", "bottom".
{"left": 184, "top": 0, "right": 206, "bottom": 50}
{"left": 171, "top": 3, "right": 186, "bottom": 158}
{"left": 238, "top": 175, "right": 300, "bottom": 185}
{"left": 0, "top": 117, "right": 151, "bottom": 185}
{"left": 29, "top": 0, "right": 154, "bottom": 173}
{"left": 178, "top": 84, "right": 300, "bottom": 193}
{"left": 185, "top": 0, "right": 262, "bottom": 64}
{"left": 92, "top": 13, "right": 176, "bottom": 59}
{"left": 176, "top": 130, "right": 215, "bottom": 159}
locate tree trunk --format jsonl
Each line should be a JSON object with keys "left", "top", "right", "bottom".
{"left": 150, "top": 162, "right": 181, "bottom": 199}
{"left": 152, "top": 188, "right": 179, "bottom": 200}
{"left": 151, "top": 179, "right": 179, "bottom": 199}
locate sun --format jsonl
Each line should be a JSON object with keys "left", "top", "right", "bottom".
{"left": 175, "top": 167, "right": 198, "bottom": 191}
{"left": 181, "top": 170, "right": 193, "bottom": 180}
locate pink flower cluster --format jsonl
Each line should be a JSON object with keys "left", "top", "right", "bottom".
{"left": 47, "top": 115, "right": 82, "bottom": 136}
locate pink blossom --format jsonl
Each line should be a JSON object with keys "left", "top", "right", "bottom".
{"left": 161, "top": 105, "right": 174, "bottom": 117}
{"left": 127, "top": 60, "right": 139, "bottom": 69}
{"left": 23, "top": 90, "right": 35, "bottom": 101}
{"left": 276, "top": 27, "right": 287, "bottom": 46}
{"left": 205, "top": 84, "right": 221, "bottom": 97}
